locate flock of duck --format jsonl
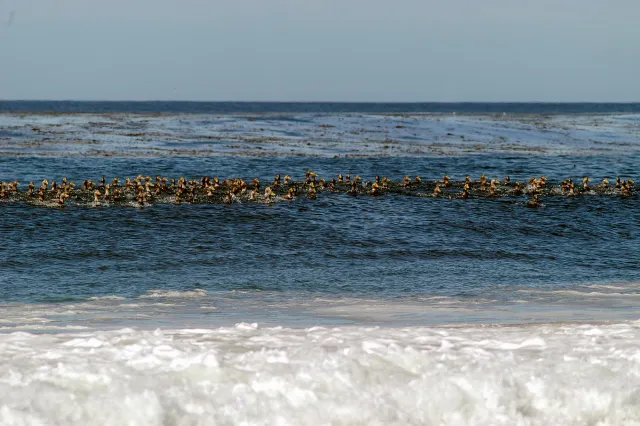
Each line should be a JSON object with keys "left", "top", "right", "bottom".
{"left": 0, "top": 172, "right": 636, "bottom": 208}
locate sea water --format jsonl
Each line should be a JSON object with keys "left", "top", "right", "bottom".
{"left": 1, "top": 102, "right": 639, "bottom": 425}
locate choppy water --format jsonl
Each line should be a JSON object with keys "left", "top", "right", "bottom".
{"left": 1, "top": 102, "right": 639, "bottom": 425}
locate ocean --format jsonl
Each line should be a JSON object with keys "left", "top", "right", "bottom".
{"left": 1, "top": 102, "right": 639, "bottom": 425}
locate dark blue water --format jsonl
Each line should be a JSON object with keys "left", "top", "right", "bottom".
{"left": 2, "top": 155, "right": 639, "bottom": 305}
{"left": 2, "top": 101, "right": 640, "bottom": 114}
{"left": 1, "top": 102, "right": 639, "bottom": 322}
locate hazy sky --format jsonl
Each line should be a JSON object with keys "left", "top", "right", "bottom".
{"left": 1, "top": 0, "right": 638, "bottom": 101}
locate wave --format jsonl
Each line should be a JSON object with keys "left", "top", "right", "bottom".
{"left": 87, "top": 295, "right": 126, "bottom": 301}
{"left": 138, "top": 289, "right": 208, "bottom": 299}
{"left": 1, "top": 322, "right": 640, "bottom": 424}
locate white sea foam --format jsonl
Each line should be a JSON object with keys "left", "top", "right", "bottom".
{"left": 1, "top": 322, "right": 640, "bottom": 425}
{"left": 139, "top": 289, "right": 208, "bottom": 299}
{"left": 88, "top": 295, "right": 125, "bottom": 301}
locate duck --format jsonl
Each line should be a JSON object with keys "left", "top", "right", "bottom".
{"left": 371, "top": 182, "right": 382, "bottom": 197}
{"left": 504, "top": 176, "right": 511, "bottom": 186}
{"left": 347, "top": 182, "right": 358, "bottom": 196}
{"left": 601, "top": 179, "right": 609, "bottom": 188}
{"left": 284, "top": 187, "right": 295, "bottom": 201}
{"left": 621, "top": 181, "right": 631, "bottom": 197}
{"left": 433, "top": 184, "right": 442, "bottom": 197}
{"left": 583, "top": 177, "right": 591, "bottom": 190}
{"left": 58, "top": 193, "right": 69, "bottom": 206}
{"left": 307, "top": 187, "right": 317, "bottom": 200}
{"left": 264, "top": 186, "right": 275, "bottom": 201}
{"left": 513, "top": 182, "right": 522, "bottom": 196}
{"left": 442, "top": 175, "right": 451, "bottom": 187}
{"left": 224, "top": 192, "right": 233, "bottom": 204}
{"left": 488, "top": 181, "right": 498, "bottom": 197}
{"left": 526, "top": 194, "right": 541, "bottom": 208}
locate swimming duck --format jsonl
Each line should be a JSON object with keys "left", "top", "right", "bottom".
{"left": 488, "top": 181, "right": 498, "bottom": 197}
{"left": 347, "top": 182, "right": 357, "bottom": 196}
{"left": 264, "top": 186, "right": 275, "bottom": 201}
{"left": 58, "top": 193, "right": 69, "bottom": 206}
{"left": 513, "top": 182, "right": 522, "bottom": 196}
{"left": 504, "top": 176, "right": 511, "bottom": 186}
{"left": 433, "top": 184, "right": 442, "bottom": 197}
{"left": 338, "top": 174, "right": 344, "bottom": 183}
{"left": 221, "top": 191, "right": 231, "bottom": 204}
{"left": 307, "top": 187, "right": 317, "bottom": 200}
{"left": 371, "top": 182, "right": 381, "bottom": 197}
{"left": 621, "top": 181, "right": 631, "bottom": 197}
{"left": 526, "top": 194, "right": 541, "bottom": 208}
{"left": 601, "top": 179, "right": 609, "bottom": 188}
{"left": 583, "top": 177, "right": 591, "bottom": 190}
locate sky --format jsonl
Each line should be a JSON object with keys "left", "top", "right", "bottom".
{"left": 0, "top": 0, "right": 639, "bottom": 101}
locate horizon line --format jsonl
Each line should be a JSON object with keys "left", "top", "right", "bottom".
{"left": 2, "top": 99, "right": 640, "bottom": 104}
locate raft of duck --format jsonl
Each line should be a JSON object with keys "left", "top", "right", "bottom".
{"left": 0, "top": 172, "right": 635, "bottom": 208}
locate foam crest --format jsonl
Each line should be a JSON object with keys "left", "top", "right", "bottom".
{"left": 139, "top": 289, "right": 208, "bottom": 299}
{"left": 1, "top": 322, "right": 640, "bottom": 425}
